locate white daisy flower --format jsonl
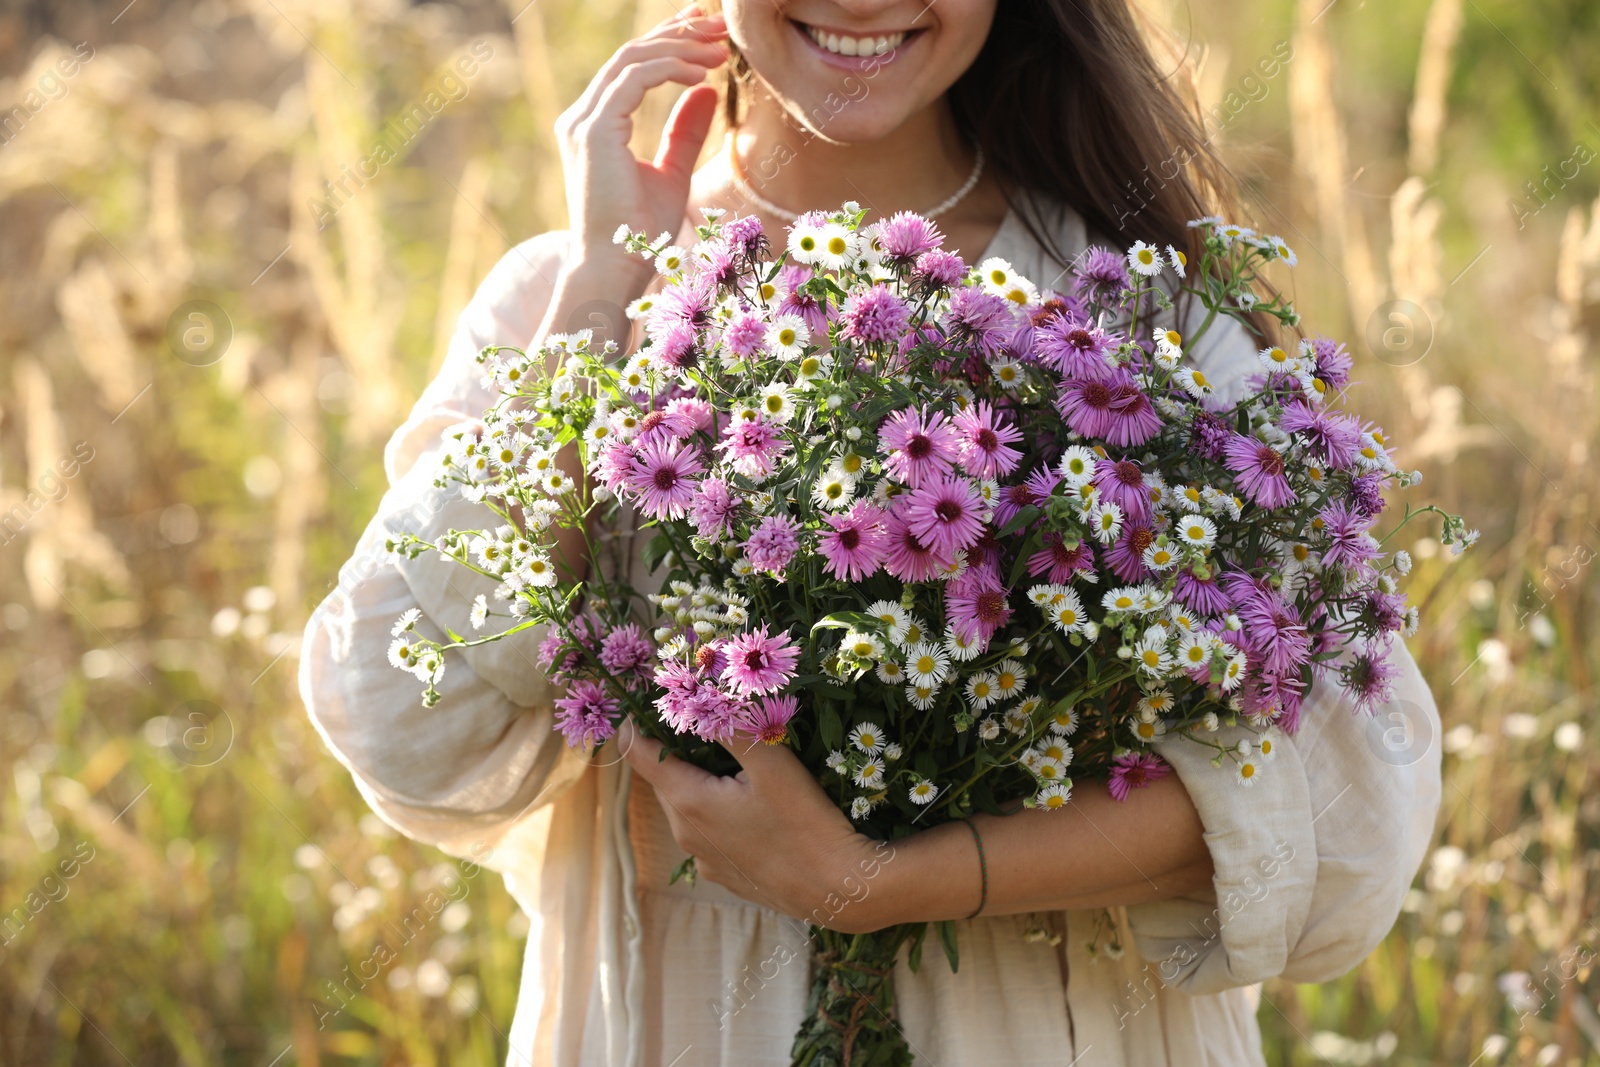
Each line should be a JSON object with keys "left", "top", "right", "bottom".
{"left": 906, "top": 684, "right": 939, "bottom": 711}
{"left": 900, "top": 616, "right": 931, "bottom": 647}
{"left": 1142, "top": 542, "right": 1180, "bottom": 571}
{"left": 1215, "top": 223, "right": 1255, "bottom": 247}
{"left": 1166, "top": 245, "right": 1187, "bottom": 276}
{"left": 1220, "top": 649, "right": 1248, "bottom": 691}
{"left": 1033, "top": 755, "right": 1069, "bottom": 782}
{"left": 1138, "top": 690, "right": 1177, "bottom": 717}
{"left": 804, "top": 463, "right": 854, "bottom": 508}
{"left": 758, "top": 382, "right": 797, "bottom": 423}
{"left": 1089, "top": 501, "right": 1125, "bottom": 544}
{"left": 883, "top": 741, "right": 903, "bottom": 761}
{"left": 1236, "top": 758, "right": 1262, "bottom": 787}
{"left": 908, "top": 780, "right": 939, "bottom": 805}
{"left": 523, "top": 552, "right": 558, "bottom": 588}
{"left": 990, "top": 358, "right": 1024, "bottom": 390}
{"left": 1046, "top": 589, "right": 1087, "bottom": 635}
{"left": 850, "top": 796, "right": 873, "bottom": 820}
{"left": 1153, "top": 325, "right": 1184, "bottom": 360}
{"left": 1176, "top": 631, "right": 1213, "bottom": 670}
{"left": 654, "top": 246, "right": 688, "bottom": 276}
{"left": 1036, "top": 736, "right": 1073, "bottom": 766}
{"left": 1130, "top": 715, "right": 1167, "bottom": 744}
{"left": 1257, "top": 728, "right": 1281, "bottom": 762}
{"left": 865, "top": 601, "right": 911, "bottom": 645}
{"left": 624, "top": 295, "right": 656, "bottom": 320}
{"left": 841, "top": 631, "right": 884, "bottom": 661}
{"left": 992, "top": 665, "right": 1025, "bottom": 700}
{"left": 470, "top": 595, "right": 488, "bottom": 630}
{"left": 849, "top": 724, "right": 887, "bottom": 758}
{"left": 1263, "top": 235, "right": 1297, "bottom": 266}
{"left": 387, "top": 635, "right": 421, "bottom": 670}
{"left": 870, "top": 659, "right": 908, "bottom": 684}
{"left": 1102, "top": 586, "right": 1143, "bottom": 614}
{"left": 1257, "top": 345, "right": 1302, "bottom": 376}
{"left": 788, "top": 221, "right": 827, "bottom": 264}
{"left": 1126, "top": 240, "right": 1163, "bottom": 276}
{"left": 1176, "top": 515, "right": 1217, "bottom": 548}
{"left": 965, "top": 672, "right": 999, "bottom": 710}
{"left": 767, "top": 315, "right": 810, "bottom": 360}
{"left": 1172, "top": 367, "right": 1214, "bottom": 400}
{"left": 825, "top": 750, "right": 848, "bottom": 774}
{"left": 977, "top": 717, "right": 1001, "bottom": 741}
{"left": 944, "top": 627, "right": 982, "bottom": 662}
{"left": 1059, "top": 445, "right": 1098, "bottom": 486}
{"left": 794, "top": 350, "right": 834, "bottom": 388}
{"left": 1036, "top": 782, "right": 1073, "bottom": 810}
{"left": 1003, "top": 705, "right": 1031, "bottom": 736}
{"left": 1047, "top": 705, "right": 1079, "bottom": 736}
{"left": 853, "top": 758, "right": 887, "bottom": 788}
{"left": 815, "top": 223, "right": 855, "bottom": 270}
{"left": 392, "top": 608, "right": 422, "bottom": 636}
{"left": 1133, "top": 627, "right": 1173, "bottom": 676}
{"left": 979, "top": 257, "right": 1038, "bottom": 306}
{"left": 906, "top": 643, "right": 951, "bottom": 688}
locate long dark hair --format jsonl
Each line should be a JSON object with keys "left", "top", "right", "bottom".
{"left": 719, "top": 0, "right": 1261, "bottom": 311}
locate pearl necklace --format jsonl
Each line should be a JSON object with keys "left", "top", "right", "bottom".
{"left": 725, "top": 132, "right": 986, "bottom": 223}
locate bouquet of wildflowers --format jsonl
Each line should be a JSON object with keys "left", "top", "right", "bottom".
{"left": 384, "top": 204, "right": 1472, "bottom": 1066}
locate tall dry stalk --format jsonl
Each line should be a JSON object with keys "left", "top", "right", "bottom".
{"left": 431, "top": 156, "right": 494, "bottom": 375}
{"left": 1289, "top": 0, "right": 1382, "bottom": 322}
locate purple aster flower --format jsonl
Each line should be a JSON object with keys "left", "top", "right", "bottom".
{"left": 1187, "top": 409, "right": 1233, "bottom": 462}
{"left": 1174, "top": 568, "right": 1230, "bottom": 616}
{"left": 743, "top": 514, "right": 801, "bottom": 576}
{"left": 1279, "top": 399, "right": 1361, "bottom": 469}
{"left": 1103, "top": 378, "right": 1163, "bottom": 448}
{"left": 912, "top": 249, "right": 966, "bottom": 288}
{"left": 1318, "top": 500, "right": 1380, "bottom": 570}
{"left": 1092, "top": 457, "right": 1155, "bottom": 525}
{"left": 945, "top": 567, "right": 1012, "bottom": 649}
{"left": 879, "top": 211, "right": 945, "bottom": 262}
{"left": 717, "top": 416, "right": 791, "bottom": 480}
{"left": 1107, "top": 524, "right": 1156, "bottom": 583}
{"left": 777, "top": 263, "right": 831, "bottom": 335}
{"left": 720, "top": 626, "right": 801, "bottom": 696}
{"left": 624, "top": 438, "right": 704, "bottom": 520}
{"left": 1346, "top": 470, "right": 1387, "bottom": 517}
{"left": 901, "top": 474, "right": 987, "bottom": 557}
{"left": 1342, "top": 639, "right": 1400, "bottom": 715}
{"left": 1108, "top": 752, "right": 1172, "bottom": 802}
{"left": 648, "top": 321, "right": 698, "bottom": 370}
{"left": 1223, "top": 434, "right": 1297, "bottom": 509}
{"left": 879, "top": 406, "right": 961, "bottom": 487}
{"left": 1073, "top": 246, "right": 1131, "bottom": 301}
{"left": 722, "top": 215, "right": 768, "bottom": 258}
{"left": 736, "top": 694, "right": 799, "bottom": 745}
{"left": 553, "top": 680, "right": 619, "bottom": 748}
{"left": 1307, "top": 336, "right": 1353, "bottom": 390}
{"left": 689, "top": 477, "right": 740, "bottom": 542}
{"left": 721, "top": 311, "right": 769, "bottom": 360}
{"left": 1027, "top": 531, "right": 1096, "bottom": 584}
{"left": 1036, "top": 316, "right": 1121, "bottom": 379}
{"left": 881, "top": 509, "right": 953, "bottom": 582}
{"left": 952, "top": 401, "right": 1023, "bottom": 479}
{"left": 1225, "top": 573, "right": 1313, "bottom": 678}
{"left": 599, "top": 622, "right": 655, "bottom": 676}
{"left": 940, "top": 287, "right": 1014, "bottom": 359}
{"left": 817, "top": 503, "right": 888, "bottom": 581}
{"left": 840, "top": 285, "right": 912, "bottom": 344}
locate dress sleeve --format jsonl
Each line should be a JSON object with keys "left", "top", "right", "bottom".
{"left": 1121, "top": 638, "right": 1440, "bottom": 994}
{"left": 297, "top": 230, "right": 592, "bottom": 860}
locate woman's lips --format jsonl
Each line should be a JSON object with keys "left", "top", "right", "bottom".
{"left": 789, "top": 18, "right": 923, "bottom": 72}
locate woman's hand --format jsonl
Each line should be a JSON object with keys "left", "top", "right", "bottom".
{"left": 618, "top": 718, "right": 920, "bottom": 934}
{"left": 552, "top": 4, "right": 728, "bottom": 299}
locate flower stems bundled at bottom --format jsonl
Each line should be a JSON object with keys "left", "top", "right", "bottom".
{"left": 384, "top": 204, "right": 1473, "bottom": 1064}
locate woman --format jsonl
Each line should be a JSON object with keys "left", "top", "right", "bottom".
{"left": 300, "top": 2, "right": 1442, "bottom": 1063}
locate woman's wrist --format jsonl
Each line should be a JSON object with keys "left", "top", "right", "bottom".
{"left": 833, "top": 821, "right": 984, "bottom": 933}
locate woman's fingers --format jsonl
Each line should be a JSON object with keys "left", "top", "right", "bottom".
{"left": 617, "top": 717, "right": 717, "bottom": 800}
{"left": 652, "top": 83, "right": 720, "bottom": 184}
{"left": 564, "top": 16, "right": 726, "bottom": 130}
{"left": 589, "top": 57, "right": 719, "bottom": 137}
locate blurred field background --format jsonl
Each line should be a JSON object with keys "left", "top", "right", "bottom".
{"left": 0, "top": 0, "right": 1595, "bottom": 1063}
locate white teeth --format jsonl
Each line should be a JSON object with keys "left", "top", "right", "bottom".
{"left": 804, "top": 25, "right": 906, "bottom": 57}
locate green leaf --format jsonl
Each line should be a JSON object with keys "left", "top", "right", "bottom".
{"left": 810, "top": 611, "right": 886, "bottom": 635}
{"left": 906, "top": 922, "right": 929, "bottom": 974}
{"left": 818, "top": 705, "right": 844, "bottom": 751}
{"left": 937, "top": 918, "right": 960, "bottom": 974}
{"left": 1008, "top": 531, "right": 1042, "bottom": 587}
{"left": 997, "top": 504, "right": 1040, "bottom": 538}
{"left": 642, "top": 532, "right": 674, "bottom": 571}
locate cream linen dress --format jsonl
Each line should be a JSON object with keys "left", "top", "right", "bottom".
{"left": 299, "top": 193, "right": 1442, "bottom": 1067}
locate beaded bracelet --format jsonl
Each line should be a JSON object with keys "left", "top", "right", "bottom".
{"left": 963, "top": 818, "right": 988, "bottom": 920}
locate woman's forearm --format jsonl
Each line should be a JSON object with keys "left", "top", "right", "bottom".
{"left": 864, "top": 775, "right": 1214, "bottom": 930}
